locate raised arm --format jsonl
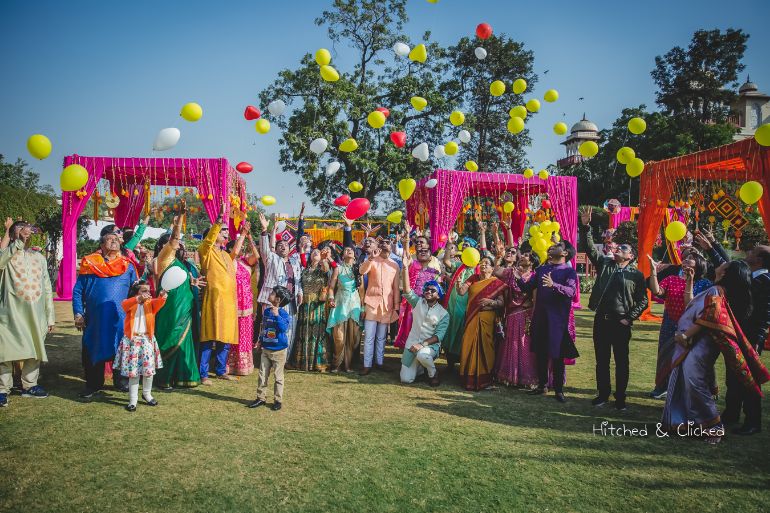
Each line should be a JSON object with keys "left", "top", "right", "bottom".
{"left": 579, "top": 207, "right": 603, "bottom": 269}
{"left": 544, "top": 269, "right": 577, "bottom": 299}
{"left": 199, "top": 202, "right": 224, "bottom": 261}
{"left": 229, "top": 220, "right": 250, "bottom": 261}
{"left": 647, "top": 254, "right": 666, "bottom": 297}
{"left": 402, "top": 253, "right": 413, "bottom": 296}
{"left": 500, "top": 218, "right": 513, "bottom": 246}
{"left": 1, "top": 217, "right": 13, "bottom": 251}
{"left": 124, "top": 211, "right": 151, "bottom": 251}
{"left": 326, "top": 266, "right": 340, "bottom": 307}
{"left": 295, "top": 202, "right": 306, "bottom": 251}
{"left": 258, "top": 212, "right": 274, "bottom": 258}
{"left": 243, "top": 232, "right": 260, "bottom": 267}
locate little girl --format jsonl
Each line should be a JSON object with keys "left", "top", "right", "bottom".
{"left": 114, "top": 280, "right": 166, "bottom": 412}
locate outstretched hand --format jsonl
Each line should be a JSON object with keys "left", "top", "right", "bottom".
{"left": 4, "top": 217, "right": 13, "bottom": 231}
{"left": 580, "top": 207, "right": 592, "bottom": 226}
{"left": 258, "top": 212, "right": 269, "bottom": 232}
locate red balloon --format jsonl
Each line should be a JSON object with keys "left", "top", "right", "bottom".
{"left": 244, "top": 105, "right": 261, "bottom": 120}
{"left": 375, "top": 107, "right": 390, "bottom": 118}
{"left": 236, "top": 162, "right": 253, "bottom": 174}
{"left": 476, "top": 23, "right": 493, "bottom": 40}
{"left": 541, "top": 199, "right": 552, "bottom": 210}
{"left": 390, "top": 131, "right": 406, "bottom": 148}
{"left": 345, "top": 198, "right": 370, "bottom": 220}
{"left": 439, "top": 234, "right": 448, "bottom": 243}
{"left": 333, "top": 194, "right": 351, "bottom": 207}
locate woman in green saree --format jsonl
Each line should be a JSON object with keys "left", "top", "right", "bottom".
{"left": 152, "top": 211, "right": 203, "bottom": 389}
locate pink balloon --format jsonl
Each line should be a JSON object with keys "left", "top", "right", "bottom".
{"left": 345, "top": 198, "right": 370, "bottom": 220}
{"left": 334, "top": 194, "right": 351, "bottom": 207}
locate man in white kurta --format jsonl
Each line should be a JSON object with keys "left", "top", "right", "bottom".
{"left": 0, "top": 220, "right": 55, "bottom": 406}
{"left": 399, "top": 253, "right": 449, "bottom": 386}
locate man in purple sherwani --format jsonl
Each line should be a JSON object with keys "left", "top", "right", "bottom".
{"left": 517, "top": 240, "right": 580, "bottom": 403}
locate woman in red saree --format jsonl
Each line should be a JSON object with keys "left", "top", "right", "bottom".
{"left": 458, "top": 256, "right": 507, "bottom": 391}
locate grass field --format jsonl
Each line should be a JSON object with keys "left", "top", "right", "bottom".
{"left": 1, "top": 300, "right": 769, "bottom": 513}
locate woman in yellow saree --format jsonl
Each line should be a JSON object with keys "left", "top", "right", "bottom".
{"left": 458, "top": 256, "right": 507, "bottom": 391}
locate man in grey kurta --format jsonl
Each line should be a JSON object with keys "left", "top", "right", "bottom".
{"left": 0, "top": 219, "right": 55, "bottom": 406}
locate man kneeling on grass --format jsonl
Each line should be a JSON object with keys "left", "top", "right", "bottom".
{"left": 399, "top": 253, "right": 449, "bottom": 386}
{"left": 249, "top": 286, "right": 292, "bottom": 411}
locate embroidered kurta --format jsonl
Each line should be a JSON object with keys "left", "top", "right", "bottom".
{"left": 360, "top": 257, "right": 400, "bottom": 323}
{"left": 400, "top": 290, "right": 448, "bottom": 368}
{"left": 0, "top": 241, "right": 54, "bottom": 363}
{"left": 198, "top": 223, "right": 237, "bottom": 345}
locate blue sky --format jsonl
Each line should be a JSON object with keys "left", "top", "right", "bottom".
{"left": 1, "top": 0, "right": 768, "bottom": 216}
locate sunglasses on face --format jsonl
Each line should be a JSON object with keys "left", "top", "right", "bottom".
{"left": 505, "top": 248, "right": 516, "bottom": 254}
{"left": 617, "top": 244, "right": 632, "bottom": 253}
{"left": 424, "top": 287, "right": 439, "bottom": 294}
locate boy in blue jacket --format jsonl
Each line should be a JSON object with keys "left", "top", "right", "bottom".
{"left": 249, "top": 286, "right": 292, "bottom": 411}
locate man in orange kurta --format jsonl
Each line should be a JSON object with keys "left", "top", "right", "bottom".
{"left": 198, "top": 212, "right": 237, "bottom": 384}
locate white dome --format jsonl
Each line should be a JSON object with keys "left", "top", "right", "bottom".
{"left": 570, "top": 117, "right": 598, "bottom": 133}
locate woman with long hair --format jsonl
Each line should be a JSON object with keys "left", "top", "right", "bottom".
{"left": 660, "top": 260, "right": 769, "bottom": 443}
{"left": 440, "top": 239, "right": 475, "bottom": 372}
{"left": 291, "top": 247, "right": 332, "bottom": 371}
{"left": 457, "top": 255, "right": 507, "bottom": 391}
{"left": 326, "top": 245, "right": 363, "bottom": 372}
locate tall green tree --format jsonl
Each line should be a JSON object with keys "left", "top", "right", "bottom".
{"left": 257, "top": 0, "right": 536, "bottom": 212}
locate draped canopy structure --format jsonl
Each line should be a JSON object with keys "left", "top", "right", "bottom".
{"left": 405, "top": 168, "right": 579, "bottom": 306}
{"left": 57, "top": 155, "right": 246, "bottom": 300}
{"left": 637, "top": 138, "right": 770, "bottom": 319}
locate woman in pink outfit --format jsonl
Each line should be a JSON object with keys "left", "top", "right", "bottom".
{"left": 227, "top": 231, "right": 260, "bottom": 376}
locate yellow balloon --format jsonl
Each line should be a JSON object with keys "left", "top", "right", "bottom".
{"left": 626, "top": 158, "right": 645, "bottom": 177}
{"left": 552, "top": 233, "right": 561, "bottom": 243}
{"left": 755, "top": 123, "right": 770, "bottom": 146}
{"left": 315, "top": 48, "right": 331, "bottom": 66}
{"left": 665, "top": 221, "right": 687, "bottom": 242}
{"left": 339, "top": 138, "right": 358, "bottom": 152}
{"left": 512, "top": 78, "right": 527, "bottom": 94}
{"left": 27, "top": 134, "right": 52, "bottom": 160}
{"left": 409, "top": 44, "right": 427, "bottom": 63}
{"left": 320, "top": 65, "right": 340, "bottom": 82}
{"left": 628, "top": 117, "right": 646, "bottom": 134}
{"left": 552, "top": 221, "right": 560, "bottom": 233}
{"left": 541, "top": 220, "right": 553, "bottom": 232}
{"left": 466, "top": 161, "right": 478, "bottom": 172}
{"left": 450, "top": 111, "right": 465, "bottom": 126}
{"left": 507, "top": 116, "right": 525, "bottom": 134}
{"left": 525, "top": 99, "right": 540, "bottom": 113}
{"left": 739, "top": 181, "right": 764, "bottom": 204}
{"left": 544, "top": 89, "right": 559, "bottom": 102}
{"left": 616, "top": 146, "right": 636, "bottom": 164}
{"left": 529, "top": 225, "right": 541, "bottom": 237}
{"left": 367, "top": 110, "right": 386, "bottom": 129}
{"left": 60, "top": 164, "right": 88, "bottom": 191}
{"left": 538, "top": 169, "right": 549, "bottom": 180}
{"left": 532, "top": 237, "right": 547, "bottom": 251}
{"left": 523, "top": 168, "right": 534, "bottom": 179}
{"left": 410, "top": 96, "right": 428, "bottom": 111}
{"left": 349, "top": 181, "right": 363, "bottom": 192}
{"left": 255, "top": 119, "right": 271, "bottom": 134}
{"left": 509, "top": 105, "right": 527, "bottom": 119}
{"left": 444, "top": 141, "right": 459, "bottom": 155}
{"left": 503, "top": 201, "right": 515, "bottom": 213}
{"left": 261, "top": 195, "right": 276, "bottom": 206}
{"left": 490, "top": 80, "right": 506, "bottom": 97}
{"left": 180, "top": 102, "right": 203, "bottom": 122}
{"left": 578, "top": 140, "right": 599, "bottom": 158}
{"left": 553, "top": 122, "right": 568, "bottom": 135}
{"left": 461, "top": 247, "right": 481, "bottom": 267}
{"left": 399, "top": 178, "right": 417, "bottom": 200}
{"left": 387, "top": 211, "right": 404, "bottom": 223}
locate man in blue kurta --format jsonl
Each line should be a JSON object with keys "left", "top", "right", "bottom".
{"left": 517, "top": 240, "right": 580, "bottom": 403}
{"left": 73, "top": 233, "right": 136, "bottom": 398}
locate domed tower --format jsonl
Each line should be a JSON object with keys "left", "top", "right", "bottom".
{"left": 731, "top": 75, "right": 770, "bottom": 141}
{"left": 557, "top": 114, "right": 600, "bottom": 169}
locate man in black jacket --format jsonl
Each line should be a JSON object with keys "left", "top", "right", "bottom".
{"left": 580, "top": 209, "right": 648, "bottom": 411}
{"left": 694, "top": 230, "right": 769, "bottom": 435}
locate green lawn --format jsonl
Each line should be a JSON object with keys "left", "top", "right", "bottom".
{"left": 1, "top": 300, "right": 768, "bottom": 513}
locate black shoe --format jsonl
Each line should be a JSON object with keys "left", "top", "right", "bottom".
{"left": 733, "top": 424, "right": 761, "bottom": 436}
{"left": 591, "top": 396, "right": 609, "bottom": 407}
{"left": 247, "top": 399, "right": 266, "bottom": 409}
{"left": 554, "top": 392, "right": 566, "bottom": 403}
{"left": 125, "top": 404, "right": 136, "bottom": 412}
{"left": 143, "top": 396, "right": 158, "bottom": 406}
{"left": 527, "top": 387, "right": 546, "bottom": 395}
{"left": 271, "top": 401, "right": 282, "bottom": 411}
{"left": 615, "top": 399, "right": 627, "bottom": 411}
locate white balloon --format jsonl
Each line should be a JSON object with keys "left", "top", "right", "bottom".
{"left": 309, "top": 137, "right": 328, "bottom": 155}
{"left": 275, "top": 220, "right": 287, "bottom": 233}
{"left": 411, "top": 142, "right": 429, "bottom": 162}
{"left": 326, "top": 161, "right": 341, "bottom": 175}
{"left": 160, "top": 265, "right": 187, "bottom": 291}
{"left": 458, "top": 130, "right": 471, "bottom": 143}
{"left": 426, "top": 178, "right": 438, "bottom": 189}
{"left": 474, "top": 47, "right": 487, "bottom": 60}
{"left": 393, "top": 42, "right": 410, "bottom": 57}
{"left": 268, "top": 99, "right": 286, "bottom": 116}
{"left": 153, "top": 128, "right": 181, "bottom": 151}
{"left": 433, "top": 145, "right": 446, "bottom": 158}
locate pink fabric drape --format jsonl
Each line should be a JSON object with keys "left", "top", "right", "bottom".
{"left": 609, "top": 206, "right": 632, "bottom": 229}
{"left": 57, "top": 156, "right": 242, "bottom": 300}
{"left": 545, "top": 175, "right": 580, "bottom": 308}
{"left": 112, "top": 183, "right": 146, "bottom": 228}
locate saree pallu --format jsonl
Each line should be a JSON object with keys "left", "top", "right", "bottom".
{"left": 495, "top": 307, "right": 538, "bottom": 386}
{"left": 228, "top": 260, "right": 255, "bottom": 375}
{"left": 154, "top": 261, "right": 201, "bottom": 388}
{"left": 459, "top": 277, "right": 506, "bottom": 391}
{"left": 291, "top": 300, "right": 330, "bottom": 371}
{"left": 442, "top": 264, "right": 474, "bottom": 358}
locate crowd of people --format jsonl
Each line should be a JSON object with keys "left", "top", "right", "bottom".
{"left": 0, "top": 202, "right": 768, "bottom": 444}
